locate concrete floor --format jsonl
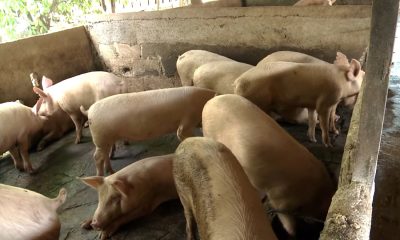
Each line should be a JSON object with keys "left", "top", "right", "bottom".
{"left": 0, "top": 107, "right": 351, "bottom": 240}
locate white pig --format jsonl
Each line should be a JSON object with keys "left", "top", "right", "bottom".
{"left": 193, "top": 60, "right": 253, "bottom": 94}
{"left": 174, "top": 137, "right": 278, "bottom": 240}
{"left": 0, "top": 185, "right": 67, "bottom": 240}
{"left": 202, "top": 94, "right": 335, "bottom": 236}
{"left": 32, "top": 99, "right": 74, "bottom": 151}
{"left": 82, "top": 86, "right": 215, "bottom": 176}
{"left": 176, "top": 50, "right": 232, "bottom": 86}
{"left": 235, "top": 52, "right": 364, "bottom": 146}
{"left": 33, "top": 71, "right": 127, "bottom": 144}
{"left": 0, "top": 101, "right": 45, "bottom": 173}
{"left": 257, "top": 51, "right": 346, "bottom": 141}
{"left": 80, "top": 154, "right": 177, "bottom": 240}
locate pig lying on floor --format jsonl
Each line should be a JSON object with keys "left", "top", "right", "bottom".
{"left": 0, "top": 101, "right": 45, "bottom": 173}
{"left": 235, "top": 52, "right": 364, "bottom": 146}
{"left": 202, "top": 94, "right": 335, "bottom": 236}
{"left": 81, "top": 86, "right": 215, "bottom": 176}
{"left": 174, "top": 137, "right": 278, "bottom": 240}
{"left": 80, "top": 154, "right": 177, "bottom": 240}
{"left": 33, "top": 71, "right": 127, "bottom": 144}
{"left": 0, "top": 184, "right": 67, "bottom": 240}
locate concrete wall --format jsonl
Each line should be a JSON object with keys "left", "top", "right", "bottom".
{"left": 0, "top": 26, "right": 96, "bottom": 106}
{"left": 86, "top": 5, "right": 371, "bottom": 90}
{"left": 245, "top": 0, "right": 372, "bottom": 5}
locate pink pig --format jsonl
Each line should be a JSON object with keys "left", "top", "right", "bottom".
{"left": 0, "top": 101, "right": 45, "bottom": 173}
{"left": 0, "top": 184, "right": 67, "bottom": 240}
{"left": 80, "top": 154, "right": 177, "bottom": 240}
{"left": 33, "top": 71, "right": 127, "bottom": 144}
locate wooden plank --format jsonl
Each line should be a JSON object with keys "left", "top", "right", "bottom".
{"left": 320, "top": 0, "right": 399, "bottom": 239}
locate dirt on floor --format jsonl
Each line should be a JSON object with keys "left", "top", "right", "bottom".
{"left": 0, "top": 106, "right": 351, "bottom": 240}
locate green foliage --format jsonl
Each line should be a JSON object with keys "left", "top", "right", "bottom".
{"left": 0, "top": 0, "right": 102, "bottom": 42}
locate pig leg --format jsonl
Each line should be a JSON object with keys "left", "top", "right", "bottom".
{"left": 9, "top": 147, "right": 24, "bottom": 171}
{"left": 18, "top": 140, "right": 34, "bottom": 173}
{"left": 81, "top": 218, "right": 93, "bottom": 230}
{"left": 329, "top": 103, "right": 340, "bottom": 135}
{"left": 177, "top": 119, "right": 196, "bottom": 141}
{"left": 70, "top": 114, "right": 86, "bottom": 144}
{"left": 317, "top": 107, "right": 332, "bottom": 147}
{"left": 104, "top": 157, "right": 115, "bottom": 175}
{"left": 307, "top": 109, "right": 318, "bottom": 143}
{"left": 277, "top": 213, "right": 297, "bottom": 236}
{"left": 94, "top": 146, "right": 113, "bottom": 176}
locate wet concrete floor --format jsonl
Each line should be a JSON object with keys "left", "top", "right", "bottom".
{"left": 0, "top": 107, "right": 350, "bottom": 240}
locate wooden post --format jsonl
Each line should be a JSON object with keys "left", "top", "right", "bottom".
{"left": 320, "top": 0, "right": 399, "bottom": 239}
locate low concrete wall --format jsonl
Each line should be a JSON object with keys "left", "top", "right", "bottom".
{"left": 0, "top": 26, "right": 96, "bottom": 106}
{"left": 86, "top": 5, "right": 371, "bottom": 90}
{"left": 245, "top": 0, "right": 372, "bottom": 5}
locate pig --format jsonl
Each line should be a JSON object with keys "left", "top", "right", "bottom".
{"left": 0, "top": 101, "right": 45, "bottom": 173}
{"left": 202, "top": 94, "right": 335, "bottom": 236}
{"left": 257, "top": 51, "right": 346, "bottom": 141}
{"left": 235, "top": 52, "right": 364, "bottom": 146}
{"left": 33, "top": 71, "right": 127, "bottom": 144}
{"left": 80, "top": 154, "right": 177, "bottom": 240}
{"left": 82, "top": 86, "right": 215, "bottom": 176}
{"left": 174, "top": 137, "right": 278, "bottom": 240}
{"left": 0, "top": 184, "right": 67, "bottom": 240}
{"left": 294, "top": 0, "right": 336, "bottom": 6}
{"left": 193, "top": 60, "right": 253, "bottom": 94}
{"left": 176, "top": 50, "right": 233, "bottom": 86}
{"left": 32, "top": 100, "right": 74, "bottom": 151}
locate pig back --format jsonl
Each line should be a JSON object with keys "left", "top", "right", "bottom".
{"left": 177, "top": 50, "right": 232, "bottom": 86}
{"left": 257, "top": 51, "right": 327, "bottom": 66}
{"left": 53, "top": 72, "right": 125, "bottom": 113}
{"left": 88, "top": 87, "right": 215, "bottom": 143}
{"left": 193, "top": 60, "right": 253, "bottom": 94}
{"left": 202, "top": 95, "right": 334, "bottom": 213}
{"left": 174, "top": 137, "right": 277, "bottom": 240}
{"left": 0, "top": 184, "right": 65, "bottom": 240}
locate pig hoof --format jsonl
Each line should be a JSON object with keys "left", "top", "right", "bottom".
{"left": 26, "top": 168, "right": 36, "bottom": 175}
{"left": 81, "top": 219, "right": 93, "bottom": 230}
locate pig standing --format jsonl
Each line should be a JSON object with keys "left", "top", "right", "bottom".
{"left": 235, "top": 52, "right": 364, "bottom": 146}
{"left": 257, "top": 51, "right": 345, "bottom": 141}
{"left": 80, "top": 154, "right": 177, "bottom": 240}
{"left": 82, "top": 87, "right": 215, "bottom": 176}
{"left": 174, "top": 137, "right": 278, "bottom": 240}
{"left": 202, "top": 95, "right": 335, "bottom": 236}
{"left": 0, "top": 184, "right": 67, "bottom": 240}
{"left": 0, "top": 101, "right": 45, "bottom": 173}
{"left": 32, "top": 100, "right": 74, "bottom": 151}
{"left": 33, "top": 71, "right": 127, "bottom": 144}
{"left": 176, "top": 50, "right": 233, "bottom": 86}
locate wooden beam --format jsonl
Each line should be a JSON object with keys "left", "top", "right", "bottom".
{"left": 320, "top": 0, "right": 399, "bottom": 239}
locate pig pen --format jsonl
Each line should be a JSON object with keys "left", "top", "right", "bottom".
{"left": 0, "top": 4, "right": 395, "bottom": 240}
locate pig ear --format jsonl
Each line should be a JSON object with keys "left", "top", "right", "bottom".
{"left": 80, "top": 176, "right": 104, "bottom": 189}
{"left": 346, "top": 59, "right": 362, "bottom": 81}
{"left": 334, "top": 52, "right": 350, "bottom": 67}
{"left": 111, "top": 180, "right": 131, "bottom": 198}
{"left": 33, "top": 86, "right": 48, "bottom": 99}
{"left": 42, "top": 76, "right": 54, "bottom": 89}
